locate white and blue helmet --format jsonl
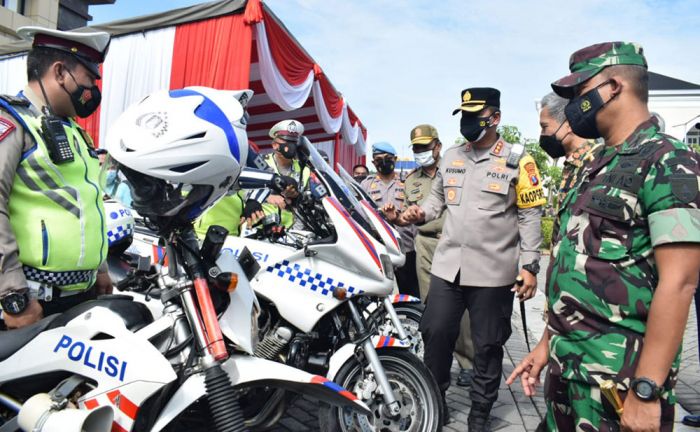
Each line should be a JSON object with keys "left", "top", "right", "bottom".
{"left": 104, "top": 87, "right": 253, "bottom": 221}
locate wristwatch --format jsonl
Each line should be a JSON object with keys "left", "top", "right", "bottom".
{"left": 630, "top": 377, "right": 663, "bottom": 402}
{"left": 522, "top": 261, "right": 540, "bottom": 276}
{"left": 0, "top": 289, "right": 30, "bottom": 316}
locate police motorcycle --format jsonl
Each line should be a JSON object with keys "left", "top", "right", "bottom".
{"left": 118, "top": 136, "right": 444, "bottom": 431}
{"left": 335, "top": 165, "right": 425, "bottom": 359}
{"left": 0, "top": 87, "right": 370, "bottom": 432}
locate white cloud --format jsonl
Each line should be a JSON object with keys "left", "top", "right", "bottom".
{"left": 266, "top": 0, "right": 700, "bottom": 158}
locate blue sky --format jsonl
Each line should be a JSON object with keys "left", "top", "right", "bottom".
{"left": 91, "top": 0, "right": 700, "bottom": 159}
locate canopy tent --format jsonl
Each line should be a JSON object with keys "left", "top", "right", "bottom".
{"left": 0, "top": 0, "right": 367, "bottom": 169}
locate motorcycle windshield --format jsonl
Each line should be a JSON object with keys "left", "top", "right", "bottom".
{"left": 300, "top": 139, "right": 379, "bottom": 239}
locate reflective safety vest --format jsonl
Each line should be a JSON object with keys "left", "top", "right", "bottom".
{"left": 0, "top": 97, "right": 106, "bottom": 291}
{"left": 262, "top": 153, "right": 310, "bottom": 228}
{"left": 195, "top": 191, "right": 245, "bottom": 238}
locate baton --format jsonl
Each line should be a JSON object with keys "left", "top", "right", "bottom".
{"left": 515, "top": 276, "right": 531, "bottom": 352}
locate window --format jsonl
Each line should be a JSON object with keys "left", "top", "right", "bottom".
{"left": 1, "top": 0, "right": 25, "bottom": 15}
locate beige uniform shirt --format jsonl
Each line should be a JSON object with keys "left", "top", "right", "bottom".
{"left": 361, "top": 174, "right": 416, "bottom": 253}
{"left": 420, "top": 137, "right": 545, "bottom": 287}
{"left": 404, "top": 165, "right": 445, "bottom": 236}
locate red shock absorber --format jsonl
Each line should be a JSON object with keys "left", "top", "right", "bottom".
{"left": 193, "top": 277, "right": 228, "bottom": 360}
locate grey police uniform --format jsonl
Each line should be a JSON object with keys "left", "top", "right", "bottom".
{"left": 361, "top": 174, "right": 419, "bottom": 298}
{"left": 405, "top": 163, "right": 474, "bottom": 371}
{"left": 418, "top": 136, "right": 545, "bottom": 405}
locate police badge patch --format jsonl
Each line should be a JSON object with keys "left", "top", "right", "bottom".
{"left": 0, "top": 117, "right": 15, "bottom": 142}
{"left": 670, "top": 174, "right": 698, "bottom": 203}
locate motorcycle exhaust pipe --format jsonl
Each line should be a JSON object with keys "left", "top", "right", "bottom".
{"left": 17, "top": 393, "right": 114, "bottom": 432}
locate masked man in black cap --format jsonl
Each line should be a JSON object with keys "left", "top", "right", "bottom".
{"left": 399, "top": 87, "right": 545, "bottom": 430}
{"left": 0, "top": 26, "right": 112, "bottom": 329}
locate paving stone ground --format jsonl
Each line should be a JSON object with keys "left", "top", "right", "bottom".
{"left": 271, "top": 256, "right": 700, "bottom": 431}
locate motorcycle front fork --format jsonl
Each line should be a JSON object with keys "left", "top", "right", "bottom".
{"left": 382, "top": 297, "right": 409, "bottom": 341}
{"left": 346, "top": 301, "right": 401, "bottom": 417}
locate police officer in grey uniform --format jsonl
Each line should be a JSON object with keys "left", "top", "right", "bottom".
{"left": 400, "top": 88, "right": 545, "bottom": 430}
{"left": 0, "top": 27, "right": 112, "bottom": 329}
{"left": 361, "top": 142, "right": 419, "bottom": 298}
{"left": 387, "top": 124, "right": 476, "bottom": 387}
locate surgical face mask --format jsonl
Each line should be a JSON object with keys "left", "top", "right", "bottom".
{"left": 460, "top": 114, "right": 492, "bottom": 142}
{"left": 375, "top": 157, "right": 395, "bottom": 175}
{"left": 414, "top": 149, "right": 436, "bottom": 167}
{"left": 353, "top": 174, "right": 368, "bottom": 183}
{"left": 564, "top": 80, "right": 617, "bottom": 139}
{"left": 539, "top": 121, "right": 569, "bottom": 159}
{"left": 62, "top": 68, "right": 101, "bottom": 118}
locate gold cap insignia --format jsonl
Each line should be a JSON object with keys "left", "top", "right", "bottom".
{"left": 462, "top": 91, "right": 472, "bottom": 102}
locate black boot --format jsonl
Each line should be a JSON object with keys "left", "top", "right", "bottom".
{"left": 468, "top": 401, "right": 492, "bottom": 432}
{"left": 457, "top": 368, "right": 474, "bottom": 387}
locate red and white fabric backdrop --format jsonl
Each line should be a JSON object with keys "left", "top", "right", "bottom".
{"left": 0, "top": 1, "right": 366, "bottom": 169}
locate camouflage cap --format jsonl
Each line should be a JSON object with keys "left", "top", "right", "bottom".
{"left": 410, "top": 124, "right": 439, "bottom": 145}
{"left": 551, "top": 42, "right": 647, "bottom": 98}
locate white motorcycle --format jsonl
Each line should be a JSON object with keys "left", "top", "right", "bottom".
{"left": 118, "top": 141, "right": 443, "bottom": 431}
{"left": 0, "top": 87, "right": 370, "bottom": 432}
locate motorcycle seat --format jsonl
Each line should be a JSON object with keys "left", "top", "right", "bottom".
{"left": 47, "top": 295, "right": 154, "bottom": 332}
{"left": 0, "top": 314, "right": 59, "bottom": 361}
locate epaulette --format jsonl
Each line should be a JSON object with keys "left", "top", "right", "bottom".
{"left": 506, "top": 143, "right": 525, "bottom": 168}
{"left": 0, "top": 95, "right": 30, "bottom": 107}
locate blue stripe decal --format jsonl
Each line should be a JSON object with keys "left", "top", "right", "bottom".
{"left": 170, "top": 89, "right": 240, "bottom": 162}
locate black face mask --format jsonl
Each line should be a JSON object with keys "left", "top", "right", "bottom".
{"left": 460, "top": 114, "right": 492, "bottom": 142}
{"left": 63, "top": 68, "right": 101, "bottom": 118}
{"left": 353, "top": 174, "right": 368, "bottom": 183}
{"left": 565, "top": 80, "right": 616, "bottom": 139}
{"left": 375, "top": 158, "right": 395, "bottom": 175}
{"left": 276, "top": 136, "right": 298, "bottom": 159}
{"left": 539, "top": 121, "right": 569, "bottom": 159}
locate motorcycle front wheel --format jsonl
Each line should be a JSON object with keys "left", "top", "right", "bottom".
{"left": 318, "top": 349, "right": 443, "bottom": 432}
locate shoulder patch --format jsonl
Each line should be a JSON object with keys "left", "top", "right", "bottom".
{"left": 670, "top": 174, "right": 698, "bottom": 204}
{"left": 0, "top": 117, "right": 16, "bottom": 142}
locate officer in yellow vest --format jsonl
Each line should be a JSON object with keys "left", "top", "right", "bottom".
{"left": 0, "top": 26, "right": 111, "bottom": 329}
{"left": 262, "top": 120, "right": 310, "bottom": 228}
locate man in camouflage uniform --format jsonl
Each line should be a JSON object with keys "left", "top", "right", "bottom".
{"left": 387, "top": 124, "right": 475, "bottom": 387}
{"left": 507, "top": 42, "right": 700, "bottom": 432}
{"left": 400, "top": 88, "right": 545, "bottom": 430}
{"left": 362, "top": 142, "right": 419, "bottom": 297}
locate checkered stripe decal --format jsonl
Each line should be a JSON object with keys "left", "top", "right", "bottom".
{"left": 23, "top": 265, "right": 95, "bottom": 286}
{"left": 107, "top": 223, "right": 133, "bottom": 246}
{"left": 266, "top": 260, "right": 364, "bottom": 298}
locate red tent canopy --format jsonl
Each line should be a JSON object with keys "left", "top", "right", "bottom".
{"left": 0, "top": 0, "right": 367, "bottom": 169}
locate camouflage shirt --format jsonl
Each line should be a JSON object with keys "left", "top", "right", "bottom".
{"left": 547, "top": 118, "right": 700, "bottom": 388}
{"left": 550, "top": 140, "right": 601, "bottom": 251}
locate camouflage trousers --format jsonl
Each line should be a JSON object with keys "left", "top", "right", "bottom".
{"left": 544, "top": 372, "right": 675, "bottom": 431}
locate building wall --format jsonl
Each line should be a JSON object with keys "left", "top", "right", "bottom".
{"left": 0, "top": 0, "right": 60, "bottom": 43}
{"left": 648, "top": 90, "right": 700, "bottom": 142}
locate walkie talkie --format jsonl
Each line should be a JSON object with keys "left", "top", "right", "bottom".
{"left": 41, "top": 114, "right": 73, "bottom": 164}
{"left": 36, "top": 71, "right": 74, "bottom": 164}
